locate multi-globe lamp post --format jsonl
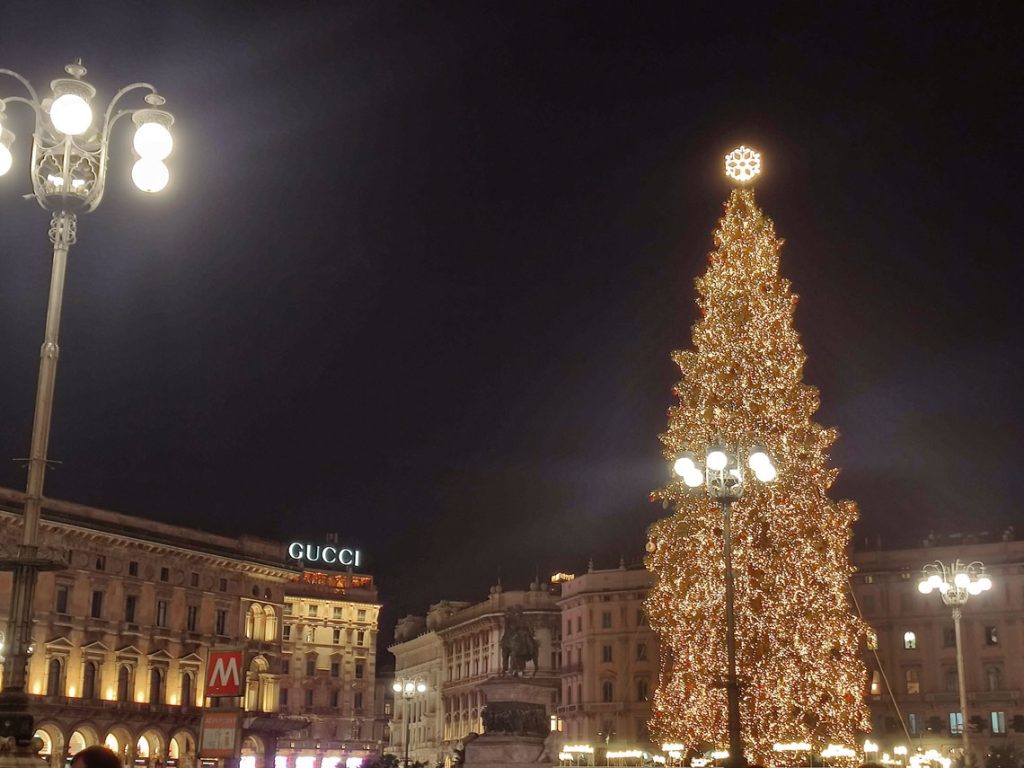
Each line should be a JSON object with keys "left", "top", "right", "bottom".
{"left": 0, "top": 61, "right": 174, "bottom": 751}
{"left": 392, "top": 677, "right": 428, "bottom": 768}
{"left": 673, "top": 440, "right": 777, "bottom": 768}
{"left": 918, "top": 561, "right": 992, "bottom": 762}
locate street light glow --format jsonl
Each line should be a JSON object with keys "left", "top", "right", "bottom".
{"left": 50, "top": 93, "right": 93, "bottom": 135}
{"left": 673, "top": 455, "right": 696, "bottom": 477}
{"left": 133, "top": 121, "right": 174, "bottom": 160}
{"left": 132, "top": 158, "right": 169, "bottom": 193}
{"left": 0, "top": 129, "right": 13, "bottom": 176}
{"left": 706, "top": 448, "right": 728, "bottom": 470}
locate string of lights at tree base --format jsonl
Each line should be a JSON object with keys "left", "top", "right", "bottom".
{"left": 645, "top": 151, "right": 870, "bottom": 766}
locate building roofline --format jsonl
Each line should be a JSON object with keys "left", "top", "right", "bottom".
{"left": 0, "top": 486, "right": 298, "bottom": 576}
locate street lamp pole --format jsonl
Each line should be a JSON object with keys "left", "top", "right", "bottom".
{"left": 392, "top": 678, "right": 427, "bottom": 768}
{"left": 918, "top": 560, "right": 993, "bottom": 766}
{"left": 0, "top": 62, "right": 174, "bottom": 753}
{"left": 673, "top": 441, "right": 778, "bottom": 768}
{"left": 720, "top": 498, "right": 742, "bottom": 766}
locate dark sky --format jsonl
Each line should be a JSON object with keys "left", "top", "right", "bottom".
{"left": 0, "top": 2, "right": 1020, "bottom": 640}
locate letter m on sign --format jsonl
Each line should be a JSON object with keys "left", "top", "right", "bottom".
{"left": 206, "top": 649, "right": 244, "bottom": 697}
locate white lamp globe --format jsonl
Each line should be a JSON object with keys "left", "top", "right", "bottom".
{"left": 416, "top": 682, "right": 427, "bottom": 693}
{"left": 954, "top": 572, "right": 970, "bottom": 589}
{"left": 392, "top": 682, "right": 402, "bottom": 693}
{"left": 706, "top": 449, "right": 728, "bottom": 471}
{"left": 673, "top": 456, "right": 695, "bottom": 477}
{"left": 978, "top": 575, "right": 992, "bottom": 591}
{"left": 917, "top": 580, "right": 933, "bottom": 594}
{"left": 0, "top": 143, "right": 11, "bottom": 176}
{"left": 134, "top": 121, "right": 173, "bottom": 160}
{"left": 927, "top": 574, "right": 942, "bottom": 589}
{"left": 748, "top": 448, "right": 770, "bottom": 472}
{"left": 967, "top": 583, "right": 983, "bottom": 596}
{"left": 50, "top": 93, "right": 93, "bottom": 136}
{"left": 683, "top": 468, "right": 704, "bottom": 488}
{"left": 754, "top": 463, "right": 777, "bottom": 482}
{"left": 132, "top": 158, "right": 169, "bottom": 193}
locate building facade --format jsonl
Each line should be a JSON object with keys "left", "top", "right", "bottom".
{"left": 388, "top": 617, "right": 444, "bottom": 767}
{"left": 854, "top": 532, "right": 1024, "bottom": 762}
{"left": 556, "top": 563, "right": 657, "bottom": 750}
{"left": 388, "top": 583, "right": 562, "bottom": 766}
{"left": 273, "top": 570, "right": 382, "bottom": 767}
{"left": 0, "top": 488, "right": 381, "bottom": 768}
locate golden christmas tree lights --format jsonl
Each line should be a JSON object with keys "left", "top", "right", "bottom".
{"left": 645, "top": 148, "right": 870, "bottom": 766}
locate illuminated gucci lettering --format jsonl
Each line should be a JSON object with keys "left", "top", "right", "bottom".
{"left": 288, "top": 541, "right": 362, "bottom": 567}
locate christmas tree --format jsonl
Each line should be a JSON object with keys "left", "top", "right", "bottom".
{"left": 645, "top": 148, "right": 870, "bottom": 766}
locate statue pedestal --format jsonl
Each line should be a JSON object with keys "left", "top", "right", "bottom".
{"left": 464, "top": 677, "right": 557, "bottom": 768}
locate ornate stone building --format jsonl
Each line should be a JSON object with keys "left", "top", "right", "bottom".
{"left": 388, "top": 616, "right": 444, "bottom": 767}
{"left": 388, "top": 583, "right": 561, "bottom": 766}
{"left": 855, "top": 532, "right": 1024, "bottom": 761}
{"left": 556, "top": 563, "right": 656, "bottom": 749}
{"left": 0, "top": 488, "right": 383, "bottom": 768}
{"left": 274, "top": 570, "right": 381, "bottom": 764}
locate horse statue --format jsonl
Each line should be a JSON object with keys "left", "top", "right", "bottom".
{"left": 500, "top": 606, "right": 539, "bottom": 676}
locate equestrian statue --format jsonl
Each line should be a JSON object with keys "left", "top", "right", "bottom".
{"left": 500, "top": 605, "right": 539, "bottom": 676}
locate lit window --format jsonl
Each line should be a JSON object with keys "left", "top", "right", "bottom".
{"left": 905, "top": 668, "right": 921, "bottom": 695}
{"left": 908, "top": 713, "right": 920, "bottom": 735}
{"left": 992, "top": 712, "right": 1006, "bottom": 734}
{"left": 985, "top": 626, "right": 999, "bottom": 645}
{"left": 949, "top": 712, "right": 963, "bottom": 734}
{"left": 903, "top": 631, "right": 917, "bottom": 650}
{"left": 870, "top": 670, "right": 882, "bottom": 696}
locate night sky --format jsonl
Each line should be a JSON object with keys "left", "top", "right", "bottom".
{"left": 0, "top": 2, "right": 1020, "bottom": 640}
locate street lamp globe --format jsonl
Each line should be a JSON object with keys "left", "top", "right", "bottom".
{"left": 392, "top": 681, "right": 402, "bottom": 693}
{"left": 674, "top": 454, "right": 696, "bottom": 477}
{"left": 133, "top": 121, "right": 173, "bottom": 160}
{"left": 706, "top": 447, "right": 728, "bottom": 471}
{"left": 683, "top": 468, "right": 704, "bottom": 488}
{"left": 0, "top": 134, "right": 12, "bottom": 176}
{"left": 132, "top": 157, "right": 169, "bottom": 193}
{"left": 50, "top": 92, "right": 92, "bottom": 135}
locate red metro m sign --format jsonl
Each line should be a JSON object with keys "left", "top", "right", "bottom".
{"left": 205, "top": 649, "right": 244, "bottom": 697}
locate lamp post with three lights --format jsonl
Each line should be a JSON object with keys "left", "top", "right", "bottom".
{"left": 392, "top": 678, "right": 428, "bottom": 768}
{"left": 672, "top": 440, "right": 778, "bottom": 768}
{"left": 0, "top": 60, "right": 175, "bottom": 755}
{"left": 918, "top": 561, "right": 993, "bottom": 764}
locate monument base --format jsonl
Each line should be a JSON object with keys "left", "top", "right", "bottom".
{"left": 463, "top": 677, "right": 557, "bottom": 768}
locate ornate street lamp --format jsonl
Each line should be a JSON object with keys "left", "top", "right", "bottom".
{"left": 673, "top": 440, "right": 777, "bottom": 768}
{"left": 392, "top": 677, "right": 428, "bottom": 768}
{"left": 0, "top": 61, "right": 174, "bottom": 753}
{"left": 918, "top": 561, "right": 992, "bottom": 763}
